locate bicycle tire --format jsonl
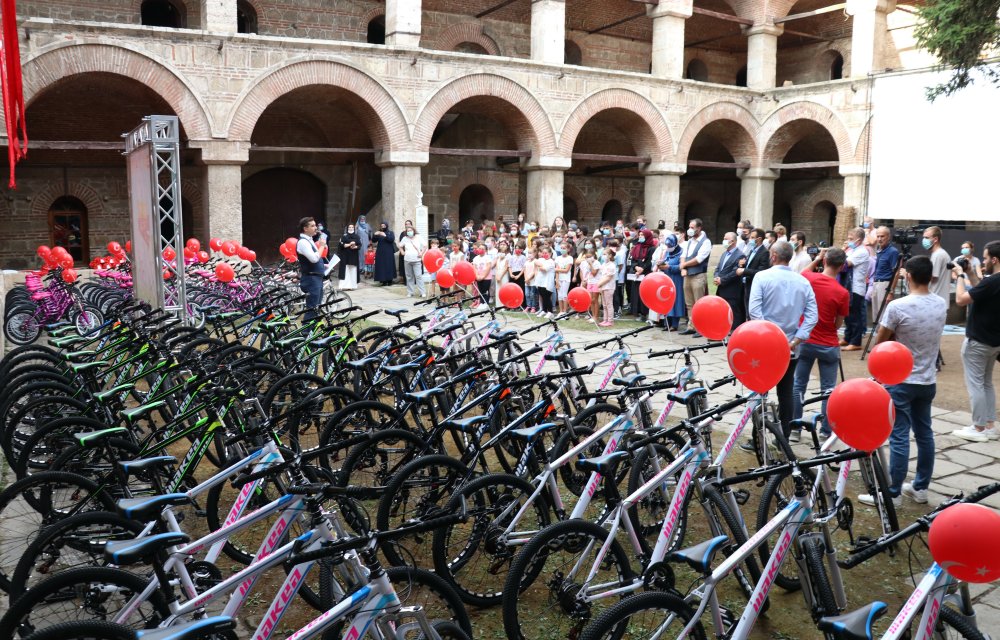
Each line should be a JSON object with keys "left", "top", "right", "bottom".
{"left": 3, "top": 304, "right": 42, "bottom": 346}
{"left": 551, "top": 402, "right": 624, "bottom": 496}
{"left": 72, "top": 307, "right": 104, "bottom": 336}
{"left": 751, "top": 405, "right": 796, "bottom": 467}
{"left": 858, "top": 453, "right": 900, "bottom": 536}
{"left": 416, "top": 621, "right": 471, "bottom": 640}
{"left": 317, "top": 401, "right": 408, "bottom": 466}
{"left": 335, "top": 429, "right": 431, "bottom": 498}
{"left": 22, "top": 620, "right": 136, "bottom": 640}
{"left": 801, "top": 535, "right": 839, "bottom": 622}
{"left": 501, "top": 518, "right": 636, "bottom": 640}
{"left": 12, "top": 416, "right": 121, "bottom": 480}
{"left": 625, "top": 442, "right": 684, "bottom": 552}
{"left": 2, "top": 396, "right": 91, "bottom": 474}
{"left": 432, "top": 472, "right": 552, "bottom": 607}
{"left": 755, "top": 468, "right": 823, "bottom": 593}
{"left": 699, "top": 483, "right": 764, "bottom": 609}
{"left": 937, "top": 606, "right": 987, "bottom": 640}
{"left": 375, "top": 454, "right": 470, "bottom": 568}
{"left": 578, "top": 590, "right": 707, "bottom": 640}
{"left": 0, "top": 566, "right": 169, "bottom": 639}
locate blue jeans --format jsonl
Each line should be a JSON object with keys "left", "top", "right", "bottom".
{"left": 887, "top": 383, "right": 936, "bottom": 495}
{"left": 300, "top": 274, "right": 323, "bottom": 320}
{"left": 525, "top": 285, "right": 537, "bottom": 310}
{"left": 792, "top": 343, "right": 840, "bottom": 427}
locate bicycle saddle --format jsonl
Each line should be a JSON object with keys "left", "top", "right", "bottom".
{"left": 385, "top": 308, "right": 408, "bottom": 318}
{"left": 137, "top": 617, "right": 236, "bottom": 640}
{"left": 817, "top": 601, "right": 887, "bottom": 640}
{"left": 384, "top": 361, "right": 422, "bottom": 374}
{"left": 119, "top": 455, "right": 177, "bottom": 476}
{"left": 790, "top": 413, "right": 823, "bottom": 432}
{"left": 612, "top": 373, "right": 647, "bottom": 387}
{"left": 344, "top": 356, "right": 379, "bottom": 370}
{"left": 666, "top": 387, "right": 707, "bottom": 404}
{"left": 94, "top": 383, "right": 137, "bottom": 403}
{"left": 74, "top": 426, "right": 129, "bottom": 448}
{"left": 667, "top": 535, "right": 729, "bottom": 575}
{"left": 575, "top": 450, "right": 629, "bottom": 476}
{"left": 403, "top": 387, "right": 447, "bottom": 403}
{"left": 510, "top": 422, "right": 559, "bottom": 440}
{"left": 443, "top": 415, "right": 491, "bottom": 433}
{"left": 69, "top": 360, "right": 109, "bottom": 374}
{"left": 117, "top": 493, "right": 190, "bottom": 520}
{"left": 544, "top": 348, "right": 577, "bottom": 361}
{"left": 104, "top": 531, "right": 190, "bottom": 565}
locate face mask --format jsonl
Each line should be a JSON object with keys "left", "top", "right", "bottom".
{"left": 514, "top": 249, "right": 522, "bottom": 255}
{"left": 847, "top": 241, "right": 856, "bottom": 250}
{"left": 541, "top": 253, "right": 550, "bottom": 259}
{"left": 602, "top": 229, "right": 610, "bottom": 236}
{"left": 637, "top": 237, "right": 645, "bottom": 244}
{"left": 406, "top": 231, "right": 414, "bottom": 237}
{"left": 749, "top": 238, "right": 758, "bottom": 248}
{"left": 686, "top": 228, "right": 696, "bottom": 238}
{"left": 863, "top": 222, "right": 870, "bottom": 229}
{"left": 961, "top": 247, "right": 971, "bottom": 256}
{"left": 528, "top": 224, "right": 536, "bottom": 232}
{"left": 475, "top": 248, "right": 485, "bottom": 256}
{"left": 762, "top": 240, "right": 771, "bottom": 249}
{"left": 348, "top": 228, "right": 355, "bottom": 234}
{"left": 790, "top": 241, "right": 799, "bottom": 250}
{"left": 585, "top": 244, "right": 594, "bottom": 250}
{"left": 921, "top": 238, "right": 933, "bottom": 250}
{"left": 569, "top": 223, "right": 578, "bottom": 230}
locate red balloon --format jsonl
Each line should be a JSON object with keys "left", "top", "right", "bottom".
{"left": 436, "top": 268, "right": 455, "bottom": 289}
{"left": 498, "top": 282, "right": 524, "bottom": 309}
{"left": 162, "top": 269, "right": 174, "bottom": 280}
{"left": 868, "top": 341, "right": 914, "bottom": 386}
{"left": 284, "top": 238, "right": 298, "bottom": 253}
{"left": 215, "top": 263, "right": 235, "bottom": 282}
{"left": 61, "top": 268, "right": 78, "bottom": 283}
{"left": 209, "top": 238, "right": 223, "bottom": 252}
{"left": 183, "top": 248, "right": 195, "bottom": 261}
{"left": 320, "top": 245, "right": 328, "bottom": 258}
{"left": 929, "top": 503, "right": 1000, "bottom": 583}
{"left": 691, "top": 295, "right": 734, "bottom": 340}
{"left": 186, "top": 238, "right": 200, "bottom": 252}
{"left": 107, "top": 241, "right": 122, "bottom": 254}
{"left": 237, "top": 246, "right": 252, "bottom": 261}
{"left": 453, "top": 261, "right": 476, "bottom": 286}
{"left": 198, "top": 250, "right": 210, "bottom": 264}
{"left": 567, "top": 286, "right": 592, "bottom": 313}
{"left": 162, "top": 246, "right": 177, "bottom": 261}
{"left": 37, "top": 245, "right": 51, "bottom": 258}
{"left": 245, "top": 250, "right": 256, "bottom": 262}
{"left": 125, "top": 240, "right": 132, "bottom": 253}
{"left": 423, "top": 248, "right": 445, "bottom": 274}
{"left": 639, "top": 272, "right": 677, "bottom": 315}
{"left": 826, "top": 378, "right": 895, "bottom": 452}
{"left": 726, "top": 320, "right": 790, "bottom": 393}
{"left": 59, "top": 254, "right": 74, "bottom": 269}
{"left": 221, "top": 241, "right": 238, "bottom": 257}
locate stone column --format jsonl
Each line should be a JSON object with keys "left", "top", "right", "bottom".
{"left": 642, "top": 164, "right": 684, "bottom": 225}
{"left": 743, "top": 24, "right": 783, "bottom": 90}
{"left": 378, "top": 151, "right": 428, "bottom": 234}
{"left": 531, "top": 0, "right": 565, "bottom": 64}
{"left": 526, "top": 169, "right": 564, "bottom": 226}
{"left": 738, "top": 168, "right": 779, "bottom": 229}
{"left": 386, "top": 0, "right": 422, "bottom": 48}
{"left": 202, "top": 0, "right": 238, "bottom": 33}
{"left": 847, "top": 0, "right": 895, "bottom": 77}
{"left": 648, "top": 0, "right": 692, "bottom": 79}
{"left": 192, "top": 141, "right": 248, "bottom": 242}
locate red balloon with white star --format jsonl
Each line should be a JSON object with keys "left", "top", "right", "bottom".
{"left": 726, "top": 320, "right": 789, "bottom": 393}
{"left": 929, "top": 503, "right": 1000, "bottom": 583}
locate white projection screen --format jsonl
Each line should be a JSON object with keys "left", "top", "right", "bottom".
{"left": 867, "top": 64, "right": 1000, "bottom": 222}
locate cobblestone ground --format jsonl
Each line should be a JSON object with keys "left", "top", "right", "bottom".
{"left": 349, "top": 281, "right": 1000, "bottom": 628}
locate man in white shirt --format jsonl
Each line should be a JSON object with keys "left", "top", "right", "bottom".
{"left": 788, "top": 231, "right": 813, "bottom": 273}
{"left": 296, "top": 217, "right": 334, "bottom": 319}
{"left": 842, "top": 227, "right": 870, "bottom": 352}
{"left": 679, "top": 217, "right": 712, "bottom": 336}
{"left": 398, "top": 228, "right": 427, "bottom": 297}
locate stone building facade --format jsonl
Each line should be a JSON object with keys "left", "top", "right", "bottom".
{"left": 0, "top": 0, "right": 937, "bottom": 266}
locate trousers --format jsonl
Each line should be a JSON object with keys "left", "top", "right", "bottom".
{"left": 887, "top": 382, "right": 936, "bottom": 494}
{"left": 962, "top": 337, "right": 1000, "bottom": 426}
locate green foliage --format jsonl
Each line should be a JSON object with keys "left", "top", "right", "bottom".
{"left": 914, "top": 0, "right": 1000, "bottom": 99}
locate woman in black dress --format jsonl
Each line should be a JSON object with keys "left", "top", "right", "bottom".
{"left": 337, "top": 223, "right": 361, "bottom": 290}
{"left": 372, "top": 223, "right": 397, "bottom": 285}
{"left": 628, "top": 228, "right": 655, "bottom": 320}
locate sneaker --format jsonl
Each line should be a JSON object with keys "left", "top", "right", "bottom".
{"left": 951, "top": 425, "right": 1000, "bottom": 442}
{"left": 738, "top": 440, "right": 756, "bottom": 453}
{"left": 858, "top": 493, "right": 902, "bottom": 508}
{"left": 902, "top": 482, "right": 928, "bottom": 504}
{"left": 788, "top": 430, "right": 801, "bottom": 443}
{"left": 407, "top": 293, "right": 413, "bottom": 298}
{"left": 545, "top": 312, "right": 554, "bottom": 319}
{"left": 536, "top": 310, "right": 546, "bottom": 317}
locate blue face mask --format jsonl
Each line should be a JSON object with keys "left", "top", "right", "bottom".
{"left": 847, "top": 241, "right": 856, "bottom": 250}
{"left": 922, "top": 238, "right": 933, "bottom": 250}
{"left": 637, "top": 237, "right": 645, "bottom": 244}
{"left": 863, "top": 222, "right": 870, "bottom": 229}
{"left": 961, "top": 247, "right": 971, "bottom": 256}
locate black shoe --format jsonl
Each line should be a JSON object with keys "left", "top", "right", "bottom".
{"left": 679, "top": 328, "right": 696, "bottom": 336}
{"left": 692, "top": 332, "right": 703, "bottom": 339}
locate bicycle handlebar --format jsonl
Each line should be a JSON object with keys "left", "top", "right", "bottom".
{"left": 648, "top": 340, "right": 727, "bottom": 359}
{"left": 521, "top": 311, "right": 575, "bottom": 335}
{"left": 582, "top": 324, "right": 652, "bottom": 350}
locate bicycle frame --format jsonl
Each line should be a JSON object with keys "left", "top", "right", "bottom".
{"left": 881, "top": 563, "right": 966, "bottom": 640}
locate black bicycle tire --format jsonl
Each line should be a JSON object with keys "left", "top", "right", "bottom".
{"left": 317, "top": 401, "right": 408, "bottom": 467}
{"left": 860, "top": 453, "right": 900, "bottom": 536}
{"left": 3, "top": 304, "right": 42, "bottom": 346}
{"left": 751, "top": 406, "right": 797, "bottom": 467}
{"left": 937, "top": 606, "right": 987, "bottom": 640}
{"left": 578, "top": 590, "right": 707, "bottom": 640}
{"left": 2, "top": 396, "right": 92, "bottom": 474}
{"left": 700, "top": 483, "right": 765, "bottom": 609}
{"left": 12, "top": 416, "right": 120, "bottom": 480}
{"left": 22, "top": 620, "right": 137, "bottom": 640}
{"left": 552, "top": 402, "right": 624, "bottom": 496}
{"left": 335, "top": 428, "right": 432, "bottom": 496}
{"left": 801, "top": 535, "right": 839, "bottom": 622}
{"left": 626, "top": 442, "right": 684, "bottom": 553}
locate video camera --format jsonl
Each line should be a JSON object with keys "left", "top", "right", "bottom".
{"left": 806, "top": 240, "right": 828, "bottom": 259}
{"left": 892, "top": 226, "right": 921, "bottom": 246}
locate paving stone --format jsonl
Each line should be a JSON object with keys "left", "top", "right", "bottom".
{"left": 935, "top": 473, "right": 994, "bottom": 495}
{"left": 943, "top": 449, "right": 995, "bottom": 469}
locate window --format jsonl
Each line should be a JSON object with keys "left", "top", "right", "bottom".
{"left": 601, "top": 199, "right": 623, "bottom": 222}
{"left": 736, "top": 66, "right": 748, "bottom": 87}
{"left": 140, "top": 0, "right": 186, "bottom": 28}
{"left": 237, "top": 0, "right": 257, "bottom": 34}
{"left": 454, "top": 42, "right": 489, "bottom": 55}
{"left": 564, "top": 40, "right": 583, "bottom": 65}
{"left": 367, "top": 16, "right": 386, "bottom": 45}
{"left": 830, "top": 53, "right": 844, "bottom": 80}
{"left": 685, "top": 59, "right": 709, "bottom": 82}
{"left": 48, "top": 196, "right": 89, "bottom": 263}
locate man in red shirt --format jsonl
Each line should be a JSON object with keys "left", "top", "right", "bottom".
{"left": 791, "top": 247, "right": 850, "bottom": 441}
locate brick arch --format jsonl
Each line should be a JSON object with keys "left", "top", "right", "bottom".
{"left": 558, "top": 89, "right": 674, "bottom": 163}
{"left": 759, "top": 101, "right": 853, "bottom": 165}
{"left": 130, "top": 0, "right": 192, "bottom": 24}
{"left": 853, "top": 118, "right": 872, "bottom": 166}
{"left": 590, "top": 186, "right": 634, "bottom": 221}
{"left": 449, "top": 170, "right": 505, "bottom": 224}
{"left": 435, "top": 22, "right": 501, "bottom": 55}
{"left": 562, "top": 183, "right": 588, "bottom": 220}
{"left": 227, "top": 59, "right": 409, "bottom": 150}
{"left": 413, "top": 74, "right": 557, "bottom": 156}
{"left": 31, "top": 182, "right": 105, "bottom": 221}
{"left": 676, "top": 102, "right": 760, "bottom": 165}
{"left": 360, "top": 6, "right": 385, "bottom": 24}
{"left": 20, "top": 43, "right": 212, "bottom": 139}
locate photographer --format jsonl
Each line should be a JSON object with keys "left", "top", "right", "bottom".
{"left": 951, "top": 241, "right": 1000, "bottom": 442}
{"left": 871, "top": 226, "right": 900, "bottom": 321}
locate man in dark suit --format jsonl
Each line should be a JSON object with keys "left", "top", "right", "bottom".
{"left": 714, "top": 232, "right": 745, "bottom": 328}
{"left": 737, "top": 227, "right": 770, "bottom": 321}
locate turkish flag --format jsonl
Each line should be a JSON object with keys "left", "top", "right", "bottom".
{"left": 0, "top": 0, "right": 27, "bottom": 188}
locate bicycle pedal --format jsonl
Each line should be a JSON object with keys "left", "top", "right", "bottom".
{"left": 194, "top": 509, "right": 207, "bottom": 517}
{"left": 733, "top": 489, "right": 750, "bottom": 506}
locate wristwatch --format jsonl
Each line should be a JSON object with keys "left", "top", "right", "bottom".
{"left": 958, "top": 273, "right": 969, "bottom": 280}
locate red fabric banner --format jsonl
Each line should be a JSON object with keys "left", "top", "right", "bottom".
{"left": 1, "top": 0, "right": 26, "bottom": 188}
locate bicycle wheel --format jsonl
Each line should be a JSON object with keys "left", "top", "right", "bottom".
{"left": 22, "top": 620, "right": 136, "bottom": 640}
{"left": 751, "top": 405, "right": 796, "bottom": 467}
{"left": 0, "top": 567, "right": 169, "bottom": 639}
{"left": 858, "top": 453, "right": 900, "bottom": 536}
{"left": 375, "top": 454, "right": 470, "bottom": 568}
{"left": 318, "top": 401, "right": 409, "bottom": 461}
{"left": 936, "top": 606, "right": 987, "bottom": 640}
{"left": 72, "top": 307, "right": 104, "bottom": 336}
{"left": 694, "top": 484, "right": 764, "bottom": 608}
{"left": 800, "top": 535, "right": 838, "bottom": 621}
{"left": 335, "top": 428, "right": 431, "bottom": 521}
{"left": 550, "top": 403, "right": 624, "bottom": 496}
{"left": 578, "top": 590, "right": 706, "bottom": 640}
{"left": 501, "top": 519, "right": 636, "bottom": 640}
{"left": 2, "top": 396, "right": 90, "bottom": 474}
{"left": 625, "top": 443, "right": 684, "bottom": 551}
{"left": 416, "top": 621, "right": 471, "bottom": 640}
{"left": 4, "top": 305, "right": 42, "bottom": 346}
{"left": 9, "top": 511, "right": 146, "bottom": 603}
{"left": 755, "top": 469, "right": 824, "bottom": 593}
{"left": 432, "top": 472, "right": 551, "bottom": 607}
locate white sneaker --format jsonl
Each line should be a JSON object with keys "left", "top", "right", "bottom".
{"left": 951, "top": 425, "right": 999, "bottom": 442}
{"left": 545, "top": 312, "right": 554, "bottom": 319}
{"left": 536, "top": 310, "right": 545, "bottom": 317}
{"left": 788, "top": 430, "right": 801, "bottom": 443}
{"left": 407, "top": 293, "right": 413, "bottom": 298}
{"left": 902, "top": 482, "right": 928, "bottom": 504}
{"left": 858, "top": 493, "right": 902, "bottom": 508}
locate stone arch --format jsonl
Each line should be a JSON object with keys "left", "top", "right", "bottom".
{"left": 562, "top": 183, "right": 588, "bottom": 220}
{"left": 435, "top": 22, "right": 501, "bottom": 55}
{"left": 558, "top": 88, "right": 674, "bottom": 163}
{"left": 227, "top": 59, "right": 409, "bottom": 151}
{"left": 676, "top": 102, "right": 760, "bottom": 165}
{"left": 759, "top": 101, "right": 852, "bottom": 165}
{"left": 853, "top": 118, "right": 872, "bottom": 166}
{"left": 360, "top": 5, "right": 385, "bottom": 25}
{"left": 20, "top": 43, "right": 212, "bottom": 139}
{"left": 590, "top": 186, "right": 635, "bottom": 221}
{"left": 449, "top": 169, "right": 506, "bottom": 209}
{"left": 31, "top": 182, "right": 105, "bottom": 221}
{"left": 413, "top": 74, "right": 558, "bottom": 156}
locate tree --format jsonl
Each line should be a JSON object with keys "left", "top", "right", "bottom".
{"left": 914, "top": 0, "right": 1000, "bottom": 99}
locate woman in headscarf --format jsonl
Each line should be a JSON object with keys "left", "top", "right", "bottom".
{"left": 372, "top": 222, "right": 397, "bottom": 285}
{"left": 338, "top": 223, "right": 361, "bottom": 290}
{"left": 356, "top": 215, "right": 371, "bottom": 274}
{"left": 658, "top": 234, "right": 686, "bottom": 331}
{"left": 627, "top": 228, "right": 655, "bottom": 320}
{"left": 437, "top": 218, "right": 451, "bottom": 242}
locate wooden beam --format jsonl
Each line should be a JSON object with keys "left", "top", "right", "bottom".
{"left": 691, "top": 7, "right": 754, "bottom": 26}
{"left": 476, "top": 0, "right": 522, "bottom": 19}
{"left": 0, "top": 139, "right": 124, "bottom": 150}
{"left": 572, "top": 153, "right": 650, "bottom": 163}
{"left": 430, "top": 147, "right": 530, "bottom": 158}
{"left": 585, "top": 162, "right": 639, "bottom": 174}
{"left": 496, "top": 157, "right": 521, "bottom": 166}
{"left": 773, "top": 4, "right": 846, "bottom": 24}
{"left": 780, "top": 27, "right": 830, "bottom": 41}
{"left": 769, "top": 160, "right": 840, "bottom": 170}
{"left": 687, "top": 160, "right": 750, "bottom": 170}
{"left": 587, "top": 11, "right": 647, "bottom": 35}
{"left": 251, "top": 145, "right": 377, "bottom": 154}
